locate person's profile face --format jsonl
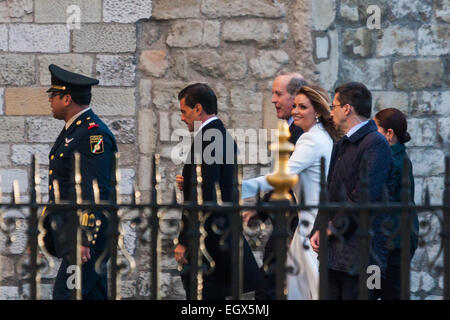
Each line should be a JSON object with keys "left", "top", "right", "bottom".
{"left": 180, "top": 97, "right": 197, "bottom": 132}
{"left": 271, "top": 76, "right": 295, "bottom": 120}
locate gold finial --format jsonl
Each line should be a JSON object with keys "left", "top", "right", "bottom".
{"left": 266, "top": 121, "right": 298, "bottom": 201}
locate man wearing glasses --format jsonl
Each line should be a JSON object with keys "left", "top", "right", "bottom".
{"left": 42, "top": 64, "right": 117, "bottom": 300}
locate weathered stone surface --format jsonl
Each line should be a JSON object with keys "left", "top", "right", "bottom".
{"left": 138, "top": 22, "right": 161, "bottom": 49}
{"left": 377, "top": 25, "right": 416, "bottom": 56}
{"left": 138, "top": 109, "right": 157, "bottom": 155}
{"left": 231, "top": 112, "right": 262, "bottom": 130}
{"left": 223, "top": 19, "right": 289, "bottom": 47}
{"left": 103, "top": 119, "right": 136, "bottom": 144}
{"left": 73, "top": 24, "right": 136, "bottom": 53}
{"left": 407, "top": 118, "right": 438, "bottom": 147}
{"left": 203, "top": 20, "right": 220, "bottom": 47}
{"left": 9, "top": 24, "right": 70, "bottom": 53}
{"left": 0, "top": 169, "right": 28, "bottom": 193}
{"left": 0, "top": 287, "right": 19, "bottom": 300}
{"left": 340, "top": 0, "right": 359, "bottom": 22}
{"left": 0, "top": 24, "right": 7, "bottom": 51}
{"left": 11, "top": 144, "right": 50, "bottom": 165}
{"left": 393, "top": 59, "right": 443, "bottom": 90}
{"left": 153, "top": 0, "right": 200, "bottom": 19}
{"left": 434, "top": 0, "right": 450, "bottom": 22}
{"left": 187, "top": 50, "right": 221, "bottom": 77}
{"left": 117, "top": 144, "right": 137, "bottom": 167}
{"left": 171, "top": 52, "right": 188, "bottom": 80}
{"left": 35, "top": 0, "right": 101, "bottom": 23}
{"left": 119, "top": 168, "right": 135, "bottom": 195}
{"left": 410, "top": 91, "right": 450, "bottom": 116}
{"left": 311, "top": 0, "right": 335, "bottom": 30}
{"left": 38, "top": 54, "right": 94, "bottom": 86}
{"left": 249, "top": 50, "right": 289, "bottom": 79}
{"left": 371, "top": 91, "right": 409, "bottom": 114}
{"left": 139, "top": 50, "right": 168, "bottom": 78}
{"left": 0, "top": 54, "right": 35, "bottom": 86}
{"left": 214, "top": 82, "right": 229, "bottom": 111}
{"left": 438, "top": 117, "right": 450, "bottom": 147}
{"left": 221, "top": 51, "right": 248, "bottom": 80}
{"left": 201, "top": 0, "right": 284, "bottom": 18}
{"left": 97, "top": 55, "right": 136, "bottom": 86}
{"left": 418, "top": 24, "right": 450, "bottom": 56}
{"left": 0, "top": 143, "right": 9, "bottom": 166}
{"left": 0, "top": 0, "right": 33, "bottom": 22}
{"left": 103, "top": 0, "right": 152, "bottom": 23}
{"left": 26, "top": 117, "right": 63, "bottom": 143}
{"left": 230, "top": 86, "right": 263, "bottom": 113}
{"left": 391, "top": 0, "right": 433, "bottom": 23}
{"left": 166, "top": 20, "right": 203, "bottom": 48}
{"left": 91, "top": 88, "right": 136, "bottom": 116}
{"left": 423, "top": 176, "right": 445, "bottom": 205}
{"left": 0, "top": 88, "right": 4, "bottom": 115}
{"left": 317, "top": 30, "right": 338, "bottom": 91}
{"left": 139, "top": 79, "right": 152, "bottom": 108}
{"left": 152, "top": 81, "right": 185, "bottom": 110}
{"left": 5, "top": 87, "right": 50, "bottom": 115}
{"left": 409, "top": 148, "right": 445, "bottom": 176}
{"left": 315, "top": 35, "right": 329, "bottom": 60}
{"left": 138, "top": 155, "right": 151, "bottom": 191}
{"left": 0, "top": 117, "right": 25, "bottom": 143}
{"left": 341, "top": 58, "right": 389, "bottom": 90}
{"left": 343, "top": 28, "right": 373, "bottom": 58}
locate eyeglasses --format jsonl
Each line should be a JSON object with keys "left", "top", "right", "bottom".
{"left": 329, "top": 104, "right": 343, "bottom": 110}
{"left": 48, "top": 91, "right": 62, "bottom": 99}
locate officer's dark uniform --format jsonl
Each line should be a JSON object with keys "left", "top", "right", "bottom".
{"left": 41, "top": 64, "right": 118, "bottom": 300}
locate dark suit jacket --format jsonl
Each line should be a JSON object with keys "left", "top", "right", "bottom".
{"left": 312, "top": 120, "right": 395, "bottom": 275}
{"left": 177, "top": 118, "right": 263, "bottom": 297}
{"left": 288, "top": 121, "right": 304, "bottom": 146}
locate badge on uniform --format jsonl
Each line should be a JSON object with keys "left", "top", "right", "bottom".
{"left": 90, "top": 135, "right": 104, "bottom": 154}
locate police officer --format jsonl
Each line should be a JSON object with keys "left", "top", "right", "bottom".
{"left": 41, "top": 64, "right": 118, "bottom": 300}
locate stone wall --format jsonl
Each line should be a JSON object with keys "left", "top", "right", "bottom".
{"left": 0, "top": 0, "right": 448, "bottom": 300}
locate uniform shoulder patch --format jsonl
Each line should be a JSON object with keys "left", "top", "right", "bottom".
{"left": 90, "top": 135, "right": 104, "bottom": 154}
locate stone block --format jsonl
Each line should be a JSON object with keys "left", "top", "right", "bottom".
{"left": 170, "top": 52, "right": 188, "bottom": 80}
{"left": 371, "top": 91, "right": 409, "bottom": 114}
{"left": 152, "top": 0, "right": 200, "bottom": 19}
{"left": 390, "top": 0, "right": 433, "bottom": 23}
{"left": 166, "top": 20, "right": 203, "bottom": 48}
{"left": 438, "top": 117, "right": 450, "bottom": 148}
{"left": 38, "top": 54, "right": 94, "bottom": 86}
{"left": 230, "top": 86, "right": 263, "bottom": 113}
{"left": 138, "top": 109, "right": 157, "bottom": 155}
{"left": 117, "top": 144, "right": 137, "bottom": 167}
{"left": 0, "top": 54, "right": 35, "bottom": 86}
{"left": 9, "top": 24, "right": 70, "bottom": 53}
{"left": 103, "top": 0, "right": 152, "bottom": 23}
{"left": 73, "top": 24, "right": 136, "bottom": 53}
{"left": 231, "top": 112, "right": 262, "bottom": 130}
{"left": 315, "top": 36, "right": 329, "bottom": 60}
{"left": 152, "top": 81, "right": 185, "bottom": 110}
{"left": 223, "top": 19, "right": 288, "bottom": 47}
{"left": 418, "top": 24, "right": 450, "bottom": 56}
{"left": 249, "top": 50, "right": 289, "bottom": 79}
{"left": 423, "top": 176, "right": 445, "bottom": 205}
{"left": 393, "top": 58, "right": 443, "bottom": 90}
{"left": 0, "top": 143, "right": 9, "bottom": 166}
{"left": 119, "top": 168, "right": 135, "bottom": 195}
{"left": 341, "top": 58, "right": 389, "bottom": 90}
{"left": 376, "top": 25, "right": 416, "bottom": 57}
{"left": 343, "top": 28, "right": 373, "bottom": 58}
{"left": 434, "top": 0, "right": 450, "bottom": 22}
{"left": 96, "top": 55, "right": 136, "bottom": 86}
{"left": 340, "top": 0, "right": 359, "bottom": 22}
{"left": 138, "top": 155, "right": 152, "bottom": 191}
{"left": 35, "top": 0, "right": 101, "bottom": 23}
{"left": 316, "top": 30, "right": 339, "bottom": 91}
{"left": 0, "top": 88, "right": 4, "bottom": 115}
{"left": 187, "top": 50, "right": 221, "bottom": 77}
{"left": 103, "top": 118, "right": 136, "bottom": 144}
{"left": 138, "top": 22, "right": 161, "bottom": 49}
{"left": 5, "top": 88, "right": 50, "bottom": 115}
{"left": 26, "top": 117, "right": 62, "bottom": 143}
{"left": 139, "top": 79, "right": 152, "bottom": 108}
{"left": 0, "top": 287, "right": 19, "bottom": 300}
{"left": 11, "top": 144, "right": 51, "bottom": 165}
{"left": 407, "top": 118, "right": 438, "bottom": 147}
{"left": 311, "top": 0, "right": 336, "bottom": 30}
{"left": 0, "top": 168, "right": 28, "bottom": 193}
{"left": 410, "top": 91, "right": 450, "bottom": 116}
{"left": 0, "top": 117, "right": 25, "bottom": 143}
{"left": 409, "top": 148, "right": 445, "bottom": 176}
{"left": 201, "top": 0, "right": 284, "bottom": 18}
{"left": 0, "top": 0, "right": 33, "bottom": 22}
{"left": 0, "top": 24, "right": 7, "bottom": 51}
{"left": 139, "top": 50, "right": 168, "bottom": 78}
{"left": 203, "top": 20, "right": 220, "bottom": 47}
{"left": 221, "top": 51, "right": 248, "bottom": 80}
{"left": 90, "top": 88, "right": 136, "bottom": 116}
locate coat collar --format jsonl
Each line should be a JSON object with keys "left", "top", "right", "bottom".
{"left": 65, "top": 108, "right": 95, "bottom": 137}
{"left": 345, "top": 119, "right": 378, "bottom": 143}
{"left": 390, "top": 142, "right": 406, "bottom": 156}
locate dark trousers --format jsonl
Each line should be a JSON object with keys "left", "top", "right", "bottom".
{"left": 327, "top": 268, "right": 359, "bottom": 300}
{"left": 53, "top": 250, "right": 108, "bottom": 300}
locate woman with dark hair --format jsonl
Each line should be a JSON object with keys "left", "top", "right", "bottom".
{"left": 242, "top": 85, "right": 340, "bottom": 299}
{"left": 374, "top": 107, "right": 419, "bottom": 300}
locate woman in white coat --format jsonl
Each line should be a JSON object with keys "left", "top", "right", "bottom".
{"left": 241, "top": 85, "right": 341, "bottom": 299}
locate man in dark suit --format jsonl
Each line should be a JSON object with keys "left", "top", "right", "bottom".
{"left": 174, "top": 83, "right": 263, "bottom": 299}
{"left": 41, "top": 64, "right": 117, "bottom": 299}
{"left": 310, "top": 82, "right": 395, "bottom": 299}
{"left": 242, "top": 72, "right": 307, "bottom": 300}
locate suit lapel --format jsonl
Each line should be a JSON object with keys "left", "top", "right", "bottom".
{"left": 50, "top": 127, "right": 67, "bottom": 155}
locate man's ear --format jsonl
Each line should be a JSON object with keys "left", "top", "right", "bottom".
{"left": 62, "top": 94, "right": 72, "bottom": 106}
{"left": 343, "top": 103, "right": 352, "bottom": 116}
{"left": 194, "top": 103, "right": 203, "bottom": 115}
